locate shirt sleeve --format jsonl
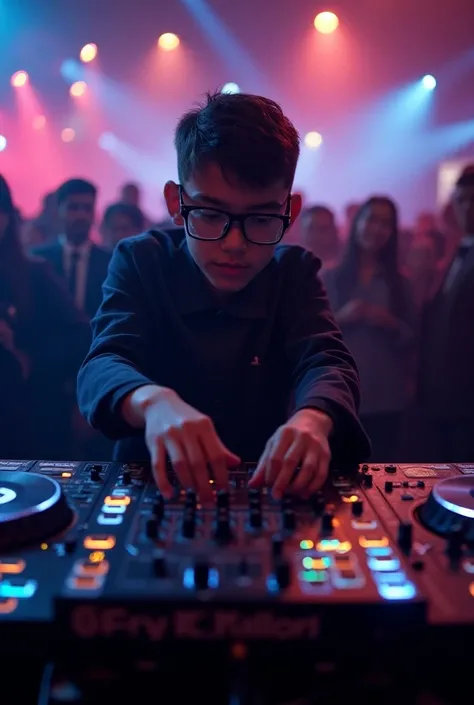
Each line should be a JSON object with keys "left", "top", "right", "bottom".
{"left": 283, "top": 250, "right": 371, "bottom": 470}
{"left": 76, "top": 240, "right": 156, "bottom": 439}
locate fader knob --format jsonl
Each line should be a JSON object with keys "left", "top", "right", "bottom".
{"left": 217, "top": 490, "right": 230, "bottom": 509}
{"left": 352, "top": 500, "right": 363, "bottom": 517}
{"left": 146, "top": 518, "right": 158, "bottom": 540}
{"left": 362, "top": 474, "right": 373, "bottom": 488}
{"left": 322, "top": 512, "right": 334, "bottom": 533}
{"left": 121, "top": 469, "right": 132, "bottom": 486}
{"left": 249, "top": 509, "right": 262, "bottom": 529}
{"left": 185, "top": 489, "right": 197, "bottom": 509}
{"left": 153, "top": 551, "right": 167, "bottom": 578}
{"left": 182, "top": 512, "right": 196, "bottom": 539}
{"left": 397, "top": 521, "right": 412, "bottom": 554}
{"left": 274, "top": 559, "right": 291, "bottom": 589}
{"left": 90, "top": 465, "right": 102, "bottom": 482}
{"left": 194, "top": 561, "right": 210, "bottom": 590}
{"left": 283, "top": 509, "right": 296, "bottom": 532}
{"left": 272, "top": 536, "right": 284, "bottom": 558}
{"left": 446, "top": 527, "right": 464, "bottom": 561}
{"left": 311, "top": 493, "right": 325, "bottom": 514}
{"left": 152, "top": 497, "right": 165, "bottom": 521}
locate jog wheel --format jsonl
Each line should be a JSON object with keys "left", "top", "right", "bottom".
{"left": 418, "top": 475, "right": 474, "bottom": 542}
{"left": 0, "top": 471, "right": 74, "bottom": 550}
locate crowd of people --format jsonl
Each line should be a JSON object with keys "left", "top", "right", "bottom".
{"left": 1, "top": 105, "right": 473, "bottom": 467}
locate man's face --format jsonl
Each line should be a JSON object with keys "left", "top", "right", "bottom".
{"left": 303, "top": 210, "right": 338, "bottom": 261}
{"left": 59, "top": 193, "right": 95, "bottom": 245}
{"left": 122, "top": 185, "right": 139, "bottom": 206}
{"left": 453, "top": 184, "right": 474, "bottom": 235}
{"left": 105, "top": 213, "right": 141, "bottom": 247}
{"left": 164, "top": 163, "right": 302, "bottom": 294}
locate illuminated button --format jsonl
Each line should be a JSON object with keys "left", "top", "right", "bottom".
{"left": 101, "top": 504, "right": 127, "bottom": 515}
{"left": 97, "top": 514, "right": 123, "bottom": 526}
{"left": 463, "top": 559, "right": 474, "bottom": 574}
{"left": 300, "top": 570, "right": 328, "bottom": 583}
{"left": 112, "top": 488, "right": 131, "bottom": 496}
{"left": 342, "top": 494, "right": 359, "bottom": 503}
{"left": 0, "top": 559, "right": 25, "bottom": 574}
{"left": 352, "top": 519, "right": 378, "bottom": 530}
{"left": 74, "top": 559, "right": 109, "bottom": 577}
{"left": 83, "top": 535, "right": 116, "bottom": 550}
{"left": 359, "top": 536, "right": 389, "bottom": 549}
{"left": 378, "top": 581, "right": 416, "bottom": 600}
{"left": 334, "top": 555, "right": 353, "bottom": 568}
{"left": 317, "top": 539, "right": 339, "bottom": 552}
{"left": 374, "top": 571, "right": 407, "bottom": 585}
{"left": 0, "top": 578, "right": 37, "bottom": 598}
{"left": 0, "top": 598, "right": 18, "bottom": 614}
{"left": 339, "top": 569, "right": 356, "bottom": 580}
{"left": 469, "top": 582, "right": 474, "bottom": 597}
{"left": 367, "top": 556, "right": 400, "bottom": 572}
{"left": 332, "top": 570, "right": 365, "bottom": 589}
{"left": 104, "top": 495, "right": 131, "bottom": 506}
{"left": 302, "top": 556, "right": 330, "bottom": 570}
{"left": 366, "top": 546, "right": 392, "bottom": 557}
{"left": 89, "top": 551, "right": 105, "bottom": 563}
{"left": 67, "top": 575, "right": 104, "bottom": 591}
{"left": 300, "top": 540, "right": 314, "bottom": 550}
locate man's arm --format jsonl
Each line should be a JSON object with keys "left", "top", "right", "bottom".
{"left": 283, "top": 249, "right": 371, "bottom": 469}
{"left": 76, "top": 239, "right": 158, "bottom": 439}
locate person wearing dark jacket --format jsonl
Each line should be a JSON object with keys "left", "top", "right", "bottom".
{"left": 0, "top": 174, "right": 90, "bottom": 458}
{"left": 77, "top": 92, "right": 370, "bottom": 499}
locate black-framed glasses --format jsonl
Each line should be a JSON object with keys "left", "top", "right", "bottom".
{"left": 179, "top": 186, "right": 292, "bottom": 245}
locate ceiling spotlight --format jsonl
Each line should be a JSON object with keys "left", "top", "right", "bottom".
{"left": 304, "top": 131, "right": 323, "bottom": 149}
{"left": 158, "top": 33, "right": 180, "bottom": 51}
{"left": 314, "top": 11, "right": 339, "bottom": 34}
{"left": 221, "top": 82, "right": 240, "bottom": 94}
{"left": 0, "top": 135, "right": 7, "bottom": 152}
{"left": 11, "top": 71, "right": 29, "bottom": 88}
{"left": 33, "top": 115, "right": 46, "bottom": 130}
{"left": 70, "top": 81, "right": 87, "bottom": 98}
{"left": 80, "top": 43, "right": 98, "bottom": 63}
{"left": 61, "top": 128, "right": 76, "bottom": 143}
{"left": 421, "top": 74, "right": 436, "bottom": 90}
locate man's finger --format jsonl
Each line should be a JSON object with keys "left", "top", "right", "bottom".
{"left": 152, "top": 438, "right": 173, "bottom": 498}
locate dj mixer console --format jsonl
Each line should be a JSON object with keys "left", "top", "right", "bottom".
{"left": 0, "top": 458, "right": 473, "bottom": 704}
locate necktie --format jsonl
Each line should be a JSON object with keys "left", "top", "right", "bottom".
{"left": 69, "top": 250, "right": 80, "bottom": 299}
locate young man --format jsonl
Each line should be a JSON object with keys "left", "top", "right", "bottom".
{"left": 77, "top": 92, "right": 370, "bottom": 500}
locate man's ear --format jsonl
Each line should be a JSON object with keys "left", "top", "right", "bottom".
{"left": 164, "top": 181, "right": 184, "bottom": 225}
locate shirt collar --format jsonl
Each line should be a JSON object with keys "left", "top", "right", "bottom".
{"left": 59, "top": 235, "right": 92, "bottom": 255}
{"left": 171, "top": 238, "right": 272, "bottom": 319}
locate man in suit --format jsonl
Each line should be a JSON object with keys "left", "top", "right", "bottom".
{"left": 33, "top": 179, "right": 111, "bottom": 320}
{"left": 419, "top": 168, "right": 474, "bottom": 460}
{"left": 77, "top": 91, "right": 370, "bottom": 499}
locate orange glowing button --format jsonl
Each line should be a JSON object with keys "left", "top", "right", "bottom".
{"left": 469, "top": 582, "right": 474, "bottom": 598}
{"left": 70, "top": 576, "right": 102, "bottom": 590}
{"left": 61, "top": 472, "right": 72, "bottom": 478}
{"left": 103, "top": 495, "right": 131, "bottom": 506}
{"left": 359, "top": 536, "right": 389, "bottom": 549}
{"left": 75, "top": 559, "right": 109, "bottom": 576}
{"left": 83, "top": 535, "right": 116, "bottom": 550}
{"left": 88, "top": 551, "right": 105, "bottom": 563}
{"left": 342, "top": 494, "right": 359, "bottom": 503}
{"left": 0, "top": 559, "right": 25, "bottom": 574}
{"left": 0, "top": 598, "right": 18, "bottom": 614}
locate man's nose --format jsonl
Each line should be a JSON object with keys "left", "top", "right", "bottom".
{"left": 222, "top": 222, "right": 247, "bottom": 251}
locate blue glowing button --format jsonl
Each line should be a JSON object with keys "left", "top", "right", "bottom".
{"left": 299, "top": 570, "right": 328, "bottom": 584}
{"left": 0, "top": 578, "right": 37, "bottom": 599}
{"left": 368, "top": 556, "right": 401, "bottom": 572}
{"left": 378, "top": 581, "right": 416, "bottom": 600}
{"left": 366, "top": 546, "right": 392, "bottom": 557}
{"left": 374, "top": 571, "right": 407, "bottom": 585}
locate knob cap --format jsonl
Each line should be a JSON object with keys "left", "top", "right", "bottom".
{"left": 274, "top": 559, "right": 291, "bottom": 589}
{"left": 363, "top": 474, "right": 373, "bottom": 488}
{"left": 182, "top": 512, "right": 196, "bottom": 539}
{"left": 194, "top": 561, "right": 210, "bottom": 590}
{"left": 121, "top": 469, "right": 132, "bottom": 486}
{"left": 152, "top": 497, "right": 165, "bottom": 521}
{"left": 216, "top": 490, "right": 230, "bottom": 509}
{"left": 214, "top": 512, "right": 233, "bottom": 544}
{"left": 385, "top": 465, "right": 397, "bottom": 474}
{"left": 352, "top": 500, "right": 363, "bottom": 517}
{"left": 446, "top": 527, "right": 464, "bottom": 560}
{"left": 385, "top": 481, "right": 393, "bottom": 493}
{"left": 145, "top": 518, "right": 158, "bottom": 540}
{"left": 397, "top": 521, "right": 412, "bottom": 554}
{"left": 272, "top": 536, "right": 284, "bottom": 558}
{"left": 185, "top": 489, "right": 197, "bottom": 509}
{"left": 310, "top": 493, "right": 325, "bottom": 514}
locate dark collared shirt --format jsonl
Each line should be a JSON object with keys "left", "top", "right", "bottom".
{"left": 77, "top": 229, "right": 369, "bottom": 468}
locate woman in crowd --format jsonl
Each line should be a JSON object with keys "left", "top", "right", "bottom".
{"left": 0, "top": 174, "right": 89, "bottom": 458}
{"left": 323, "top": 196, "right": 416, "bottom": 461}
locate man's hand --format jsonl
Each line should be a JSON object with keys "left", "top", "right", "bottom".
{"left": 364, "top": 304, "right": 399, "bottom": 330}
{"left": 335, "top": 299, "right": 367, "bottom": 325}
{"left": 143, "top": 389, "right": 240, "bottom": 501}
{"left": 249, "top": 409, "right": 333, "bottom": 498}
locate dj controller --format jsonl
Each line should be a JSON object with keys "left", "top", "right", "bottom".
{"left": 0, "top": 458, "right": 473, "bottom": 705}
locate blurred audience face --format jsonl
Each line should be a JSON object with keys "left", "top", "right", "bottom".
{"left": 104, "top": 212, "right": 141, "bottom": 247}
{"left": 356, "top": 201, "right": 394, "bottom": 253}
{"left": 121, "top": 183, "right": 140, "bottom": 207}
{"left": 59, "top": 192, "right": 96, "bottom": 246}
{"left": 415, "top": 212, "right": 436, "bottom": 237}
{"left": 453, "top": 182, "right": 474, "bottom": 235}
{"left": 302, "top": 208, "right": 339, "bottom": 263}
